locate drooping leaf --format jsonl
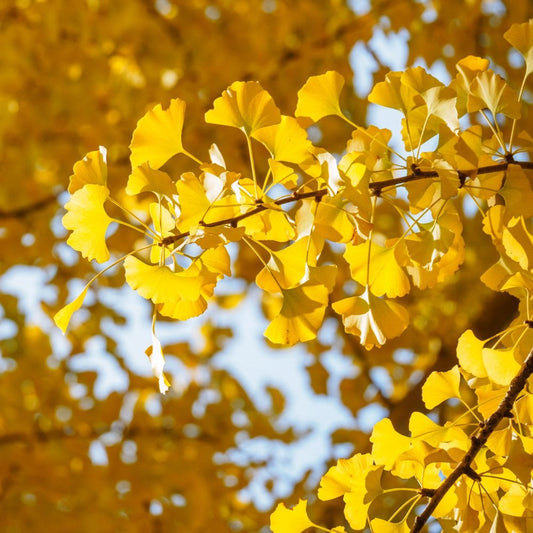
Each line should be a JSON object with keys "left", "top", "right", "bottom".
{"left": 54, "top": 286, "right": 89, "bottom": 334}
{"left": 130, "top": 98, "right": 187, "bottom": 169}
{"left": 481, "top": 346, "right": 522, "bottom": 387}
{"left": 504, "top": 20, "right": 533, "bottom": 76}
{"left": 62, "top": 184, "right": 113, "bottom": 263}
{"left": 370, "top": 418, "right": 411, "bottom": 470}
{"left": 502, "top": 215, "right": 533, "bottom": 271}
{"left": 205, "top": 80, "right": 281, "bottom": 136}
{"left": 146, "top": 330, "right": 171, "bottom": 394}
{"left": 295, "top": 71, "right": 345, "bottom": 122}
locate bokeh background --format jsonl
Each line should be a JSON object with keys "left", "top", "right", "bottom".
{"left": 0, "top": 1, "right": 529, "bottom": 531}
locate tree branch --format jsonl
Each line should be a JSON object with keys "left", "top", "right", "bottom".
{"left": 160, "top": 188, "right": 328, "bottom": 246}
{"left": 412, "top": 347, "right": 533, "bottom": 532}
{"left": 369, "top": 161, "right": 533, "bottom": 196}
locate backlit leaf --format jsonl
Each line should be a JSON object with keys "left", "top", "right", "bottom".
{"left": 504, "top": 20, "right": 533, "bottom": 76}
{"left": 205, "top": 81, "right": 281, "bottom": 136}
{"left": 422, "top": 366, "right": 461, "bottom": 409}
{"left": 62, "top": 184, "right": 113, "bottom": 263}
{"left": 68, "top": 147, "right": 107, "bottom": 194}
{"left": 344, "top": 241, "right": 410, "bottom": 298}
{"left": 130, "top": 98, "right": 187, "bottom": 169}
{"left": 370, "top": 418, "right": 411, "bottom": 470}
{"left": 54, "top": 286, "right": 89, "bottom": 334}
{"left": 456, "top": 329, "right": 487, "bottom": 378}
{"left": 145, "top": 331, "right": 170, "bottom": 394}
{"left": 333, "top": 288, "right": 409, "bottom": 349}
{"left": 270, "top": 499, "right": 313, "bottom": 533}
{"left": 295, "top": 71, "right": 345, "bottom": 122}
{"left": 481, "top": 346, "right": 521, "bottom": 387}
{"left": 126, "top": 162, "right": 175, "bottom": 197}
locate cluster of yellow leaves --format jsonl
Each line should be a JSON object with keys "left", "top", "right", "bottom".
{"left": 55, "top": 17, "right": 533, "bottom": 455}
{"left": 272, "top": 323, "right": 533, "bottom": 532}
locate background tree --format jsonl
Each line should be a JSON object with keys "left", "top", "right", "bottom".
{"left": 1, "top": 1, "right": 532, "bottom": 531}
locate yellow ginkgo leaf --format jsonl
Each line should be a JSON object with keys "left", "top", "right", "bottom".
{"left": 467, "top": 70, "right": 521, "bottom": 119}
{"left": 63, "top": 184, "right": 113, "bottom": 263}
{"left": 409, "top": 411, "right": 468, "bottom": 448}
{"left": 252, "top": 115, "right": 312, "bottom": 164}
{"left": 499, "top": 164, "right": 533, "bottom": 219}
{"left": 368, "top": 71, "right": 417, "bottom": 114}
{"left": 318, "top": 454, "right": 374, "bottom": 500}
{"left": 240, "top": 208, "right": 296, "bottom": 242}
{"left": 481, "top": 346, "right": 521, "bottom": 387}
{"left": 456, "top": 329, "right": 487, "bottom": 378}
{"left": 421, "top": 366, "right": 461, "bottom": 409}
{"left": 146, "top": 331, "right": 170, "bottom": 394}
{"left": 126, "top": 162, "right": 175, "bottom": 197}
{"left": 68, "top": 147, "right": 107, "bottom": 194}
{"left": 54, "top": 286, "right": 89, "bottom": 334}
{"left": 256, "top": 238, "right": 309, "bottom": 292}
{"left": 502, "top": 216, "right": 533, "bottom": 270}
{"left": 201, "top": 246, "right": 231, "bottom": 277}
{"left": 270, "top": 499, "right": 313, "bottom": 533}
{"left": 332, "top": 288, "right": 409, "bottom": 349}
{"left": 264, "top": 282, "right": 328, "bottom": 346}
{"left": 295, "top": 71, "right": 345, "bottom": 122}
{"left": 344, "top": 241, "right": 410, "bottom": 298}
{"left": 504, "top": 20, "right": 533, "bottom": 76}
{"left": 370, "top": 418, "right": 411, "bottom": 470}
{"left": 205, "top": 80, "right": 281, "bottom": 136}
{"left": 176, "top": 172, "right": 212, "bottom": 231}
{"left": 124, "top": 256, "right": 206, "bottom": 304}
{"left": 130, "top": 98, "right": 186, "bottom": 169}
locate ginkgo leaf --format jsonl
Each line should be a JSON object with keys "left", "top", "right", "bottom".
{"left": 499, "top": 164, "right": 533, "bottom": 219}
{"left": 68, "top": 147, "right": 107, "bottom": 193}
{"left": 126, "top": 162, "right": 175, "bottom": 197}
{"left": 63, "top": 184, "right": 113, "bottom": 263}
{"left": 130, "top": 98, "right": 186, "bottom": 169}
{"left": 270, "top": 499, "right": 313, "bottom": 533}
{"left": 176, "top": 172, "right": 211, "bottom": 230}
{"left": 314, "top": 196, "right": 357, "bottom": 243}
{"left": 295, "top": 71, "right": 345, "bottom": 122}
{"left": 370, "top": 418, "right": 411, "bottom": 470}
{"left": 54, "top": 286, "right": 89, "bottom": 334}
{"left": 422, "top": 366, "right": 461, "bottom": 409}
{"left": 146, "top": 331, "right": 170, "bottom": 394}
{"left": 256, "top": 238, "right": 308, "bottom": 292}
{"left": 318, "top": 453, "right": 374, "bottom": 500}
{"left": 240, "top": 208, "right": 296, "bottom": 242}
{"left": 149, "top": 202, "right": 176, "bottom": 263}
{"left": 467, "top": 70, "right": 521, "bottom": 119}
{"left": 205, "top": 81, "right": 281, "bottom": 136}
{"left": 264, "top": 282, "right": 328, "bottom": 346}
{"left": 252, "top": 115, "right": 312, "bottom": 164}
{"left": 502, "top": 216, "right": 533, "bottom": 270}
{"left": 504, "top": 20, "right": 533, "bottom": 76}
{"left": 481, "top": 346, "right": 521, "bottom": 387}
{"left": 368, "top": 71, "right": 410, "bottom": 114}
{"left": 124, "top": 255, "right": 205, "bottom": 303}
{"left": 498, "top": 484, "right": 529, "bottom": 517}
{"left": 344, "top": 241, "right": 410, "bottom": 298}
{"left": 456, "top": 329, "right": 487, "bottom": 378}
{"left": 332, "top": 288, "right": 409, "bottom": 349}
{"left": 201, "top": 246, "right": 231, "bottom": 277}
{"left": 409, "top": 411, "right": 468, "bottom": 448}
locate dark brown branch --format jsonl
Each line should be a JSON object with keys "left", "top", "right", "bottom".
{"left": 412, "top": 349, "right": 533, "bottom": 532}
{"left": 369, "top": 161, "right": 533, "bottom": 195}
{"left": 0, "top": 193, "right": 58, "bottom": 219}
{"left": 160, "top": 188, "right": 328, "bottom": 246}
